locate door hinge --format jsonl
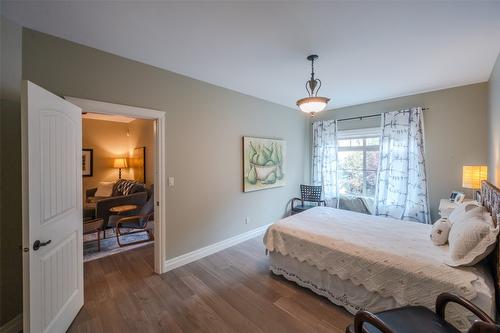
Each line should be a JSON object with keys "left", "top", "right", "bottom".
{"left": 156, "top": 201, "right": 160, "bottom": 206}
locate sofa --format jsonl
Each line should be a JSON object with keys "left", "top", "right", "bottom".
{"left": 83, "top": 179, "right": 148, "bottom": 228}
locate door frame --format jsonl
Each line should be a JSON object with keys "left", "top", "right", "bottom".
{"left": 65, "top": 97, "right": 167, "bottom": 274}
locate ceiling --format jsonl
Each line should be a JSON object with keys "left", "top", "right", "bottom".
{"left": 82, "top": 112, "right": 136, "bottom": 123}
{"left": 3, "top": 1, "right": 500, "bottom": 109}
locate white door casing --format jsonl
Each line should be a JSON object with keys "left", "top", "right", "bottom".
{"left": 22, "top": 81, "right": 83, "bottom": 333}
{"left": 64, "top": 96, "right": 167, "bottom": 274}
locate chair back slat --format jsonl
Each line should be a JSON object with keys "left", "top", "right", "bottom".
{"left": 300, "top": 185, "right": 322, "bottom": 202}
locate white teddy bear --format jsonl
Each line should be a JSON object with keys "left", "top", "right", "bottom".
{"left": 430, "top": 218, "right": 451, "bottom": 246}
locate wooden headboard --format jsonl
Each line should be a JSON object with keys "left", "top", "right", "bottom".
{"left": 480, "top": 181, "right": 500, "bottom": 308}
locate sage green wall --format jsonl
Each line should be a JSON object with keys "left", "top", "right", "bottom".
{"left": 488, "top": 52, "right": 500, "bottom": 187}
{"left": 313, "top": 83, "right": 489, "bottom": 221}
{"left": 0, "top": 15, "right": 23, "bottom": 327}
{"left": 22, "top": 29, "right": 309, "bottom": 260}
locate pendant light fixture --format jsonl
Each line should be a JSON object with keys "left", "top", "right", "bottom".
{"left": 296, "top": 54, "right": 330, "bottom": 115}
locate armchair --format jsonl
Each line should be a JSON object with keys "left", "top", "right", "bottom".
{"left": 346, "top": 292, "right": 496, "bottom": 333}
{"left": 291, "top": 185, "right": 326, "bottom": 215}
{"left": 84, "top": 181, "right": 147, "bottom": 228}
{"left": 108, "top": 185, "right": 154, "bottom": 247}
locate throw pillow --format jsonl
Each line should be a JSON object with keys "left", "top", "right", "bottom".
{"left": 94, "top": 181, "right": 115, "bottom": 197}
{"left": 448, "top": 201, "right": 481, "bottom": 225}
{"left": 445, "top": 206, "right": 498, "bottom": 267}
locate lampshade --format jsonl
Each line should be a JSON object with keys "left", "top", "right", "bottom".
{"left": 296, "top": 97, "right": 330, "bottom": 114}
{"left": 462, "top": 165, "right": 487, "bottom": 189}
{"left": 113, "top": 158, "right": 128, "bottom": 169}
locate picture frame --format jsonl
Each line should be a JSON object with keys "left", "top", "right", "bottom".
{"left": 243, "top": 136, "right": 286, "bottom": 192}
{"left": 130, "top": 146, "right": 146, "bottom": 183}
{"left": 82, "top": 149, "right": 93, "bottom": 177}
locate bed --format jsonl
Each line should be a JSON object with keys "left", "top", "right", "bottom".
{"left": 263, "top": 181, "right": 500, "bottom": 330}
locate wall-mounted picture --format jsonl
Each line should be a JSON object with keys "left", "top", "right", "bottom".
{"left": 243, "top": 137, "right": 286, "bottom": 192}
{"left": 130, "top": 146, "right": 146, "bottom": 183}
{"left": 82, "top": 149, "right": 93, "bottom": 177}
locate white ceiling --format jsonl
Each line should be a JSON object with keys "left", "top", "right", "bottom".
{"left": 82, "top": 112, "right": 136, "bottom": 123}
{"left": 3, "top": 1, "right": 500, "bottom": 109}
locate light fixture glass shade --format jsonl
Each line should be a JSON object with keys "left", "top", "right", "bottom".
{"left": 113, "top": 158, "right": 128, "bottom": 169}
{"left": 462, "top": 165, "right": 488, "bottom": 189}
{"left": 296, "top": 96, "right": 330, "bottom": 114}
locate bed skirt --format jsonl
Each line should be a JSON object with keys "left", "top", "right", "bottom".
{"left": 269, "top": 251, "right": 495, "bottom": 332}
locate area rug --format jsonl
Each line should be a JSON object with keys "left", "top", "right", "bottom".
{"left": 83, "top": 222, "right": 153, "bottom": 262}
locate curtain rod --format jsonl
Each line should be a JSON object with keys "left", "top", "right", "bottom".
{"left": 328, "top": 107, "right": 430, "bottom": 123}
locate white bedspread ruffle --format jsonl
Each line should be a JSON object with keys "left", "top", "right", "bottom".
{"left": 263, "top": 207, "right": 484, "bottom": 309}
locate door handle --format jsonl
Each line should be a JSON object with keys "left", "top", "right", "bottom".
{"left": 33, "top": 239, "right": 51, "bottom": 251}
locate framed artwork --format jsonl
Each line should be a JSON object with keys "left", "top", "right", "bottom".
{"left": 82, "top": 149, "right": 93, "bottom": 177}
{"left": 243, "top": 137, "right": 286, "bottom": 192}
{"left": 130, "top": 146, "right": 146, "bottom": 183}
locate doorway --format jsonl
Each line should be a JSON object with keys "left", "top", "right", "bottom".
{"left": 81, "top": 112, "right": 154, "bottom": 261}
{"left": 66, "top": 97, "right": 167, "bottom": 274}
{"left": 22, "top": 82, "right": 167, "bottom": 332}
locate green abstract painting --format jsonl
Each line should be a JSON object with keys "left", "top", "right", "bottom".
{"left": 243, "top": 137, "right": 286, "bottom": 192}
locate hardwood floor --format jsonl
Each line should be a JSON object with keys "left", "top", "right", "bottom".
{"left": 68, "top": 237, "right": 353, "bottom": 333}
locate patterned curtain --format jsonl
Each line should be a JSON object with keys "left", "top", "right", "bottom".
{"left": 312, "top": 120, "right": 338, "bottom": 206}
{"left": 374, "top": 107, "right": 430, "bottom": 223}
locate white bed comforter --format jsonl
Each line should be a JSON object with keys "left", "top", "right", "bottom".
{"left": 263, "top": 207, "right": 487, "bottom": 308}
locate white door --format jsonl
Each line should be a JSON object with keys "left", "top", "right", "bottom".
{"left": 22, "top": 81, "right": 83, "bottom": 333}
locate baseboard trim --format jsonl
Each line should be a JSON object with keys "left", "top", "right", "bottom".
{"left": 0, "top": 313, "right": 22, "bottom": 333}
{"left": 163, "top": 223, "right": 271, "bottom": 272}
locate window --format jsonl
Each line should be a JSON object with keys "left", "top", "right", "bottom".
{"left": 337, "top": 128, "right": 380, "bottom": 199}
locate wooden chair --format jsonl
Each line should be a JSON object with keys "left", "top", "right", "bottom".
{"left": 108, "top": 188, "right": 154, "bottom": 247}
{"left": 83, "top": 218, "right": 104, "bottom": 251}
{"left": 346, "top": 292, "right": 497, "bottom": 333}
{"left": 291, "top": 185, "right": 326, "bottom": 215}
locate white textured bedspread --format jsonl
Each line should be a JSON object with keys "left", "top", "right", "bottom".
{"left": 263, "top": 207, "right": 489, "bottom": 308}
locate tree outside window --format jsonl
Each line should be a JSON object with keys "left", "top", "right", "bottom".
{"left": 337, "top": 135, "right": 380, "bottom": 199}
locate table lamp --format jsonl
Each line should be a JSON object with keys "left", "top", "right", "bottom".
{"left": 113, "top": 157, "right": 128, "bottom": 179}
{"left": 462, "top": 165, "right": 487, "bottom": 199}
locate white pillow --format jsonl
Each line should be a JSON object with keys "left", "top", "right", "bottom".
{"left": 448, "top": 201, "right": 481, "bottom": 225}
{"left": 94, "top": 181, "right": 115, "bottom": 197}
{"left": 445, "top": 206, "right": 498, "bottom": 267}
{"left": 430, "top": 218, "right": 451, "bottom": 246}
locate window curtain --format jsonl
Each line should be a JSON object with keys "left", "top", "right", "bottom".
{"left": 374, "top": 107, "right": 430, "bottom": 224}
{"left": 312, "top": 120, "right": 338, "bottom": 206}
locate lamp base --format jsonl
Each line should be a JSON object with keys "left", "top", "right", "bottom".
{"left": 471, "top": 188, "right": 478, "bottom": 201}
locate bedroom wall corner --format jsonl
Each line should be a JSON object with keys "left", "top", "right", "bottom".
{"left": 488, "top": 51, "right": 500, "bottom": 187}
{"left": 21, "top": 28, "right": 308, "bottom": 262}
{"left": 314, "top": 83, "right": 489, "bottom": 221}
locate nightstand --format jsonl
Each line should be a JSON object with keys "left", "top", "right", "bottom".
{"left": 438, "top": 199, "right": 473, "bottom": 218}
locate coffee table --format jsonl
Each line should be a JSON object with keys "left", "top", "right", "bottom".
{"left": 109, "top": 204, "right": 138, "bottom": 215}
